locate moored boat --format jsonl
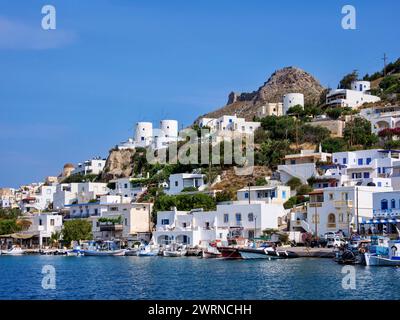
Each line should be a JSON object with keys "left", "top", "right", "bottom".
{"left": 163, "top": 244, "right": 187, "bottom": 257}
{"left": 219, "top": 247, "right": 242, "bottom": 259}
{"left": 137, "top": 244, "right": 159, "bottom": 256}
{"left": 365, "top": 240, "right": 400, "bottom": 266}
{"left": 202, "top": 246, "right": 222, "bottom": 259}
{"left": 1, "top": 246, "right": 25, "bottom": 255}
{"left": 80, "top": 240, "right": 126, "bottom": 256}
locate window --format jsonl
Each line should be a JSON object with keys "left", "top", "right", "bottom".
{"left": 50, "top": 219, "right": 54, "bottom": 226}
{"left": 39, "top": 219, "right": 42, "bottom": 226}
{"left": 161, "top": 219, "right": 169, "bottom": 225}
{"left": 125, "top": 218, "right": 128, "bottom": 226}
{"left": 343, "top": 158, "right": 347, "bottom": 164}
{"left": 248, "top": 213, "right": 254, "bottom": 222}
{"left": 110, "top": 207, "right": 118, "bottom": 211}
{"left": 141, "top": 137, "right": 144, "bottom": 141}
{"left": 381, "top": 199, "right": 388, "bottom": 210}
{"left": 391, "top": 199, "right": 396, "bottom": 209}
{"left": 182, "top": 222, "right": 187, "bottom": 228}
{"left": 235, "top": 213, "right": 242, "bottom": 223}
{"left": 244, "top": 192, "right": 249, "bottom": 199}
{"left": 378, "top": 167, "right": 381, "bottom": 174}
{"left": 358, "top": 159, "right": 363, "bottom": 165}
{"left": 328, "top": 214, "right": 336, "bottom": 223}
{"left": 378, "top": 182, "right": 382, "bottom": 187}
{"left": 290, "top": 160, "right": 296, "bottom": 165}
{"left": 364, "top": 172, "right": 370, "bottom": 178}
{"left": 366, "top": 158, "right": 372, "bottom": 164}
{"left": 223, "top": 214, "right": 229, "bottom": 223}
{"left": 175, "top": 181, "right": 178, "bottom": 187}
{"left": 257, "top": 192, "right": 261, "bottom": 198}
{"left": 329, "top": 193, "right": 334, "bottom": 200}
{"left": 124, "top": 184, "right": 128, "bottom": 189}
{"left": 271, "top": 190, "right": 276, "bottom": 198}
{"left": 282, "top": 191, "right": 286, "bottom": 199}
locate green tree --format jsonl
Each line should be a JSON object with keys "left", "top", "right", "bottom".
{"left": 0, "top": 219, "right": 21, "bottom": 235}
{"left": 339, "top": 70, "right": 358, "bottom": 89}
{"left": 321, "top": 137, "right": 347, "bottom": 153}
{"left": 255, "top": 139, "right": 292, "bottom": 168}
{"left": 344, "top": 117, "right": 378, "bottom": 147}
{"left": 286, "top": 177, "right": 302, "bottom": 191}
{"left": 62, "top": 219, "right": 93, "bottom": 244}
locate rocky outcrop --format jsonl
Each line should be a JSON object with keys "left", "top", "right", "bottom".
{"left": 101, "top": 148, "right": 136, "bottom": 181}
{"left": 196, "top": 66, "right": 326, "bottom": 122}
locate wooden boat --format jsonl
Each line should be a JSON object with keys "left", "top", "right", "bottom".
{"left": 219, "top": 247, "right": 242, "bottom": 259}
{"left": 201, "top": 246, "right": 222, "bottom": 259}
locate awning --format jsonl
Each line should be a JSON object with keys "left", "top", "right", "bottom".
{"left": 0, "top": 233, "right": 38, "bottom": 239}
{"left": 363, "top": 218, "right": 400, "bottom": 224}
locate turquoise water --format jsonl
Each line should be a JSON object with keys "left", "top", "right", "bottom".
{"left": 1, "top": 256, "right": 400, "bottom": 300}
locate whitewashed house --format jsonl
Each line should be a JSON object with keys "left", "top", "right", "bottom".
{"left": 68, "top": 195, "right": 152, "bottom": 241}
{"left": 360, "top": 105, "right": 400, "bottom": 135}
{"left": 198, "top": 115, "right": 261, "bottom": 136}
{"left": 165, "top": 173, "right": 206, "bottom": 195}
{"left": 368, "top": 190, "right": 400, "bottom": 234}
{"left": 292, "top": 186, "right": 391, "bottom": 237}
{"left": 236, "top": 185, "right": 290, "bottom": 204}
{"left": 277, "top": 147, "right": 332, "bottom": 184}
{"left": 20, "top": 185, "right": 57, "bottom": 213}
{"left": 109, "top": 177, "right": 147, "bottom": 200}
{"left": 26, "top": 213, "right": 63, "bottom": 247}
{"left": 326, "top": 81, "right": 380, "bottom": 109}
{"left": 53, "top": 182, "right": 108, "bottom": 210}
{"left": 72, "top": 157, "right": 106, "bottom": 176}
{"left": 256, "top": 103, "right": 284, "bottom": 118}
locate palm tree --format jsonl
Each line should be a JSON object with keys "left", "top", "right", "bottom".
{"left": 50, "top": 231, "right": 61, "bottom": 248}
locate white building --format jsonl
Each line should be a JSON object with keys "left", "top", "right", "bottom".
{"left": 360, "top": 105, "right": 400, "bottom": 134}
{"left": 20, "top": 185, "right": 57, "bottom": 213}
{"left": 277, "top": 147, "right": 332, "bottom": 184}
{"left": 67, "top": 195, "right": 152, "bottom": 241}
{"left": 152, "top": 200, "right": 286, "bottom": 246}
{"left": 53, "top": 182, "right": 108, "bottom": 210}
{"left": 198, "top": 115, "right": 261, "bottom": 136}
{"left": 236, "top": 185, "right": 290, "bottom": 204}
{"left": 256, "top": 103, "right": 284, "bottom": 118}
{"left": 291, "top": 186, "right": 391, "bottom": 237}
{"left": 326, "top": 81, "right": 380, "bottom": 109}
{"left": 165, "top": 173, "right": 206, "bottom": 195}
{"left": 109, "top": 178, "right": 147, "bottom": 200}
{"left": 73, "top": 157, "right": 106, "bottom": 176}
{"left": 0, "top": 188, "right": 16, "bottom": 208}
{"left": 369, "top": 191, "right": 400, "bottom": 234}
{"left": 283, "top": 93, "right": 304, "bottom": 114}
{"left": 26, "top": 213, "right": 63, "bottom": 247}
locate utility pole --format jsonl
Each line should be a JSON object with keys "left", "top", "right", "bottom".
{"left": 314, "top": 205, "right": 318, "bottom": 239}
{"left": 382, "top": 53, "right": 388, "bottom": 77}
{"left": 248, "top": 183, "right": 251, "bottom": 204}
{"left": 356, "top": 187, "right": 360, "bottom": 235}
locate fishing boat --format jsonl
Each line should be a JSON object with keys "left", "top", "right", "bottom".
{"left": 80, "top": 240, "right": 126, "bottom": 256}
{"left": 125, "top": 247, "right": 139, "bottom": 256}
{"left": 137, "top": 244, "right": 159, "bottom": 256}
{"left": 219, "top": 247, "right": 242, "bottom": 259}
{"left": 238, "top": 247, "right": 277, "bottom": 259}
{"left": 1, "top": 246, "right": 25, "bottom": 255}
{"left": 163, "top": 243, "right": 187, "bottom": 257}
{"left": 365, "top": 240, "right": 400, "bottom": 266}
{"left": 201, "top": 246, "right": 222, "bottom": 259}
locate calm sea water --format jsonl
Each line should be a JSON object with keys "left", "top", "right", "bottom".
{"left": 0, "top": 256, "right": 399, "bottom": 300}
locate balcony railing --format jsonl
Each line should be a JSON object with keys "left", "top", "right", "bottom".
{"left": 327, "top": 223, "right": 337, "bottom": 229}
{"left": 334, "top": 200, "right": 353, "bottom": 208}
{"left": 99, "top": 224, "right": 123, "bottom": 232}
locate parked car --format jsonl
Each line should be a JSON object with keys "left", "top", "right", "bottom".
{"left": 327, "top": 236, "right": 346, "bottom": 248}
{"left": 310, "top": 238, "right": 328, "bottom": 248}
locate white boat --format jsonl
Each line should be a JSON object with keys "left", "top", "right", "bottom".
{"left": 365, "top": 240, "right": 400, "bottom": 266}
{"left": 80, "top": 240, "right": 126, "bottom": 257}
{"left": 202, "top": 246, "right": 222, "bottom": 259}
{"left": 137, "top": 245, "right": 159, "bottom": 256}
{"left": 1, "top": 246, "right": 25, "bottom": 255}
{"left": 163, "top": 244, "right": 187, "bottom": 257}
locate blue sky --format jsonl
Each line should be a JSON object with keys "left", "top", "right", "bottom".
{"left": 0, "top": 0, "right": 399, "bottom": 187}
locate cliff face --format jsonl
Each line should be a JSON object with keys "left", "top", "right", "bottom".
{"left": 101, "top": 148, "right": 136, "bottom": 181}
{"left": 196, "top": 66, "right": 326, "bottom": 122}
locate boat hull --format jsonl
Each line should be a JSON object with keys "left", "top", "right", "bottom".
{"left": 202, "top": 251, "right": 222, "bottom": 259}
{"left": 82, "top": 249, "right": 126, "bottom": 256}
{"left": 163, "top": 250, "right": 187, "bottom": 257}
{"left": 219, "top": 247, "right": 242, "bottom": 259}
{"left": 238, "top": 248, "right": 274, "bottom": 260}
{"left": 365, "top": 253, "right": 400, "bottom": 266}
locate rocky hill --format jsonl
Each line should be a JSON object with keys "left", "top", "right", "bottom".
{"left": 101, "top": 148, "right": 136, "bottom": 181}
{"left": 196, "top": 66, "right": 326, "bottom": 122}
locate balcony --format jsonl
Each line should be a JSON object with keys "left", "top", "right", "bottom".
{"left": 99, "top": 224, "right": 123, "bottom": 232}
{"left": 334, "top": 200, "right": 353, "bottom": 208}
